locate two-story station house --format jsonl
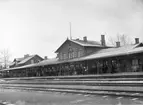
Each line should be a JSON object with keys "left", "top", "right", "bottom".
{"left": 55, "top": 35, "right": 110, "bottom": 61}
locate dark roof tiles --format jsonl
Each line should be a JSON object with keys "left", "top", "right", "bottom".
{"left": 71, "top": 39, "right": 102, "bottom": 47}
{"left": 55, "top": 38, "right": 109, "bottom": 53}
{"left": 74, "top": 43, "right": 143, "bottom": 61}
{"left": 18, "top": 55, "right": 35, "bottom": 64}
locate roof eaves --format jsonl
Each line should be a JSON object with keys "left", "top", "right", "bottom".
{"left": 55, "top": 39, "right": 69, "bottom": 53}
{"left": 69, "top": 39, "right": 84, "bottom": 46}
{"left": 18, "top": 55, "right": 34, "bottom": 65}
{"left": 70, "top": 40, "right": 104, "bottom": 47}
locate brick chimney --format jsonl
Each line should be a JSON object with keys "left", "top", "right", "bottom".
{"left": 101, "top": 35, "right": 106, "bottom": 46}
{"left": 83, "top": 36, "right": 87, "bottom": 42}
{"left": 116, "top": 41, "right": 120, "bottom": 47}
{"left": 135, "top": 38, "right": 139, "bottom": 44}
{"left": 44, "top": 56, "right": 48, "bottom": 60}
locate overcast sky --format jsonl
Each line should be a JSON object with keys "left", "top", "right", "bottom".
{"left": 0, "top": 0, "right": 143, "bottom": 60}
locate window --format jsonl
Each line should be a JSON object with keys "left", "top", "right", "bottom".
{"left": 78, "top": 50, "right": 80, "bottom": 57}
{"left": 73, "top": 51, "right": 76, "bottom": 58}
{"left": 74, "top": 48, "right": 78, "bottom": 58}
{"left": 68, "top": 48, "right": 73, "bottom": 59}
{"left": 60, "top": 53, "right": 63, "bottom": 60}
{"left": 63, "top": 53, "right": 67, "bottom": 60}
{"left": 132, "top": 59, "right": 139, "bottom": 71}
{"left": 78, "top": 49, "right": 83, "bottom": 57}
{"left": 31, "top": 60, "right": 34, "bottom": 64}
{"left": 132, "top": 59, "right": 138, "bottom": 66}
{"left": 71, "top": 51, "right": 74, "bottom": 58}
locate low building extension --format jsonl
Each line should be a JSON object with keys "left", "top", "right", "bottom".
{"left": 9, "top": 54, "right": 44, "bottom": 68}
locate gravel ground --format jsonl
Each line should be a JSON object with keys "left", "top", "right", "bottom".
{"left": 0, "top": 89, "right": 143, "bottom": 105}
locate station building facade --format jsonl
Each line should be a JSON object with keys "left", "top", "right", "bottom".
{"left": 1, "top": 35, "right": 143, "bottom": 77}
{"left": 55, "top": 35, "right": 109, "bottom": 61}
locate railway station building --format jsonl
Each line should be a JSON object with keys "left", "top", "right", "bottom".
{"left": 1, "top": 35, "right": 143, "bottom": 78}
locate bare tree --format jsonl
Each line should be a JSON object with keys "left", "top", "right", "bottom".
{"left": 108, "top": 34, "right": 132, "bottom": 46}
{"left": 0, "top": 49, "right": 11, "bottom": 69}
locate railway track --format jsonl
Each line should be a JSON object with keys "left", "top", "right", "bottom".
{"left": 0, "top": 80, "right": 143, "bottom": 97}
{"left": 1, "top": 72, "right": 143, "bottom": 97}
{"left": 1, "top": 84, "right": 143, "bottom": 97}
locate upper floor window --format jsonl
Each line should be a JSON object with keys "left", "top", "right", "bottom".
{"left": 63, "top": 53, "right": 67, "bottom": 60}
{"left": 74, "top": 48, "right": 78, "bottom": 58}
{"left": 68, "top": 48, "right": 73, "bottom": 59}
{"left": 73, "top": 51, "right": 76, "bottom": 58}
{"left": 71, "top": 51, "right": 74, "bottom": 58}
{"left": 60, "top": 53, "right": 63, "bottom": 60}
{"left": 78, "top": 49, "right": 83, "bottom": 57}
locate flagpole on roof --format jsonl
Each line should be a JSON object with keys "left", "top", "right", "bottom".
{"left": 69, "top": 22, "right": 72, "bottom": 40}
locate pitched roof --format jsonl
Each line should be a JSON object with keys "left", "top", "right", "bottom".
{"left": 4, "top": 63, "right": 37, "bottom": 71}
{"left": 9, "top": 62, "right": 15, "bottom": 66}
{"left": 37, "top": 58, "right": 59, "bottom": 66}
{"left": 36, "top": 43, "right": 143, "bottom": 65}
{"left": 70, "top": 43, "right": 143, "bottom": 62}
{"left": 42, "top": 43, "right": 143, "bottom": 66}
{"left": 3, "top": 58, "right": 59, "bottom": 71}
{"left": 3, "top": 43, "right": 143, "bottom": 71}
{"left": 55, "top": 38, "right": 108, "bottom": 53}
{"left": 11, "top": 54, "right": 43, "bottom": 66}
{"left": 70, "top": 39, "right": 102, "bottom": 47}
{"left": 15, "top": 58, "right": 25, "bottom": 62}
{"left": 18, "top": 55, "right": 35, "bottom": 65}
